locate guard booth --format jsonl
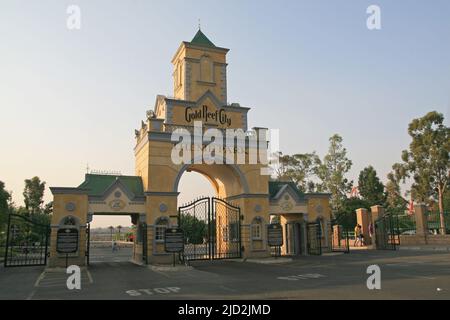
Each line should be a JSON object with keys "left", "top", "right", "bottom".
{"left": 268, "top": 181, "right": 333, "bottom": 257}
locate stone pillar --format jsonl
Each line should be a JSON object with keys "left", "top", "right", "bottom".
{"left": 356, "top": 208, "right": 371, "bottom": 246}
{"left": 414, "top": 204, "right": 428, "bottom": 244}
{"left": 370, "top": 205, "right": 385, "bottom": 249}
{"left": 371, "top": 205, "right": 385, "bottom": 222}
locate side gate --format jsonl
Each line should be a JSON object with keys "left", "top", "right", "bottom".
{"left": 4, "top": 214, "right": 50, "bottom": 267}
{"left": 329, "top": 219, "right": 350, "bottom": 254}
{"left": 375, "top": 214, "right": 400, "bottom": 250}
{"left": 178, "top": 197, "right": 241, "bottom": 261}
{"left": 306, "top": 222, "right": 322, "bottom": 255}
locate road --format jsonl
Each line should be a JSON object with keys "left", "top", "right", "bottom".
{"left": 0, "top": 248, "right": 449, "bottom": 300}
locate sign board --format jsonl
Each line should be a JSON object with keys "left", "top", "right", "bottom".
{"left": 267, "top": 224, "right": 283, "bottom": 247}
{"left": 56, "top": 228, "right": 79, "bottom": 254}
{"left": 164, "top": 228, "right": 184, "bottom": 253}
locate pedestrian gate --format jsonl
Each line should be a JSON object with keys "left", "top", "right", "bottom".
{"left": 375, "top": 214, "right": 399, "bottom": 250}
{"left": 4, "top": 214, "right": 50, "bottom": 267}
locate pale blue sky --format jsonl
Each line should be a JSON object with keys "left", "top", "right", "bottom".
{"left": 1, "top": 1, "right": 449, "bottom": 226}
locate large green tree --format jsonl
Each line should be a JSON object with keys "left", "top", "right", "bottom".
{"left": 0, "top": 181, "right": 12, "bottom": 230}
{"left": 179, "top": 214, "right": 208, "bottom": 244}
{"left": 316, "top": 134, "right": 353, "bottom": 212}
{"left": 358, "top": 166, "right": 385, "bottom": 206}
{"left": 276, "top": 152, "right": 319, "bottom": 192}
{"left": 23, "top": 177, "right": 46, "bottom": 215}
{"left": 335, "top": 197, "right": 370, "bottom": 230}
{"left": 394, "top": 111, "right": 449, "bottom": 234}
{"left": 385, "top": 171, "right": 407, "bottom": 215}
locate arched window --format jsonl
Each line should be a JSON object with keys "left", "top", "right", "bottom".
{"left": 155, "top": 217, "right": 169, "bottom": 242}
{"left": 251, "top": 217, "right": 263, "bottom": 240}
{"left": 200, "top": 56, "right": 213, "bottom": 82}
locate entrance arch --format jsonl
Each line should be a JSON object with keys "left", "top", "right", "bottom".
{"left": 174, "top": 163, "right": 251, "bottom": 198}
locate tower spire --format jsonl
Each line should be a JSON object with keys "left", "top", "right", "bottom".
{"left": 198, "top": 18, "right": 201, "bottom": 31}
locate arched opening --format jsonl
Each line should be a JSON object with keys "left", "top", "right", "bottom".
{"left": 89, "top": 215, "right": 134, "bottom": 264}
{"left": 175, "top": 165, "right": 244, "bottom": 261}
{"left": 178, "top": 170, "right": 216, "bottom": 205}
{"left": 174, "top": 163, "right": 249, "bottom": 200}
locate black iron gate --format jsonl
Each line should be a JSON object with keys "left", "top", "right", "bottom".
{"left": 86, "top": 223, "right": 90, "bottom": 265}
{"left": 4, "top": 214, "right": 50, "bottom": 267}
{"left": 375, "top": 214, "right": 399, "bottom": 250}
{"left": 178, "top": 197, "right": 241, "bottom": 261}
{"left": 141, "top": 222, "right": 148, "bottom": 264}
{"left": 329, "top": 219, "right": 350, "bottom": 253}
{"left": 306, "top": 222, "right": 322, "bottom": 255}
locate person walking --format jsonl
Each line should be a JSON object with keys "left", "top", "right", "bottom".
{"left": 368, "top": 222, "right": 374, "bottom": 244}
{"left": 354, "top": 224, "right": 362, "bottom": 247}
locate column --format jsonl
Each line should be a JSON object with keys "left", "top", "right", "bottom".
{"left": 356, "top": 208, "right": 371, "bottom": 246}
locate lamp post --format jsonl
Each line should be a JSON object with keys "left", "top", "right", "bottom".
{"left": 109, "top": 226, "right": 114, "bottom": 241}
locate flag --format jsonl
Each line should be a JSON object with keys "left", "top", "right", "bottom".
{"left": 408, "top": 198, "right": 414, "bottom": 215}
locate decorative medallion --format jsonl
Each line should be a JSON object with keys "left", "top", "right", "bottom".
{"left": 316, "top": 204, "right": 324, "bottom": 214}
{"left": 109, "top": 199, "right": 126, "bottom": 211}
{"left": 159, "top": 203, "right": 168, "bottom": 213}
{"left": 280, "top": 201, "right": 293, "bottom": 212}
{"left": 254, "top": 204, "right": 262, "bottom": 213}
{"left": 65, "top": 202, "right": 76, "bottom": 212}
{"left": 114, "top": 191, "right": 122, "bottom": 198}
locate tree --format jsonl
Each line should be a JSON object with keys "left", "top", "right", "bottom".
{"left": 316, "top": 134, "right": 353, "bottom": 212}
{"left": 385, "top": 171, "right": 407, "bottom": 215}
{"left": 179, "top": 214, "right": 208, "bottom": 244}
{"left": 43, "top": 201, "right": 53, "bottom": 215}
{"left": 117, "top": 225, "right": 123, "bottom": 241}
{"left": 358, "top": 166, "right": 385, "bottom": 206}
{"left": 0, "top": 181, "right": 12, "bottom": 231}
{"left": 335, "top": 197, "right": 370, "bottom": 230}
{"left": 394, "top": 111, "right": 449, "bottom": 234}
{"left": 275, "top": 152, "right": 320, "bottom": 192}
{"left": 23, "top": 177, "right": 46, "bottom": 215}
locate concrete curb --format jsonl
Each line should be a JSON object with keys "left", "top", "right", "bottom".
{"left": 44, "top": 266, "right": 89, "bottom": 272}
{"left": 229, "top": 257, "right": 293, "bottom": 264}
{"left": 399, "top": 246, "right": 450, "bottom": 252}
{"left": 322, "top": 252, "right": 345, "bottom": 256}
{"left": 148, "top": 264, "right": 193, "bottom": 272}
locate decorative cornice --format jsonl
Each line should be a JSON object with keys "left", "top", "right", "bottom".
{"left": 145, "top": 191, "right": 180, "bottom": 197}
{"left": 225, "top": 193, "right": 269, "bottom": 201}
{"left": 50, "top": 187, "right": 89, "bottom": 195}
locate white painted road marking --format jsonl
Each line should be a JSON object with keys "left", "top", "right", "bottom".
{"left": 126, "top": 287, "right": 181, "bottom": 296}
{"left": 277, "top": 273, "right": 326, "bottom": 281}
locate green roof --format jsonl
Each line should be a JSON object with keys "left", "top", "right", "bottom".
{"left": 190, "top": 30, "right": 216, "bottom": 48}
{"left": 78, "top": 174, "right": 144, "bottom": 198}
{"left": 269, "top": 180, "right": 305, "bottom": 200}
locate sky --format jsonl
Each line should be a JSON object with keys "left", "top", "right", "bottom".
{"left": 1, "top": 1, "right": 449, "bottom": 227}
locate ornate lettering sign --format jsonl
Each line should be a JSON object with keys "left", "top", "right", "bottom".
{"left": 56, "top": 228, "right": 79, "bottom": 253}
{"left": 267, "top": 224, "right": 283, "bottom": 247}
{"left": 164, "top": 228, "right": 184, "bottom": 253}
{"left": 185, "top": 105, "right": 231, "bottom": 126}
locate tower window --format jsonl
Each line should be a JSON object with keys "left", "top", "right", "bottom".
{"left": 200, "top": 56, "right": 213, "bottom": 82}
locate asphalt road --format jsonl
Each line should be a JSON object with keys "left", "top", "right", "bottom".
{"left": 0, "top": 248, "right": 449, "bottom": 300}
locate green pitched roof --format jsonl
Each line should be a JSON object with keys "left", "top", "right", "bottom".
{"left": 269, "top": 180, "right": 305, "bottom": 200}
{"left": 190, "top": 30, "right": 216, "bottom": 48}
{"left": 78, "top": 174, "right": 144, "bottom": 198}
